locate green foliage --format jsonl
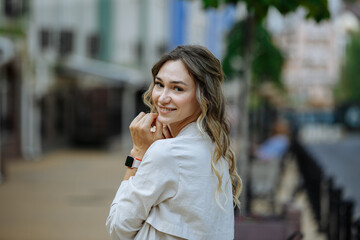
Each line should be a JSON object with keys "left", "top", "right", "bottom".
{"left": 0, "top": 28, "right": 21, "bottom": 37}
{"left": 300, "top": 0, "right": 330, "bottom": 22}
{"left": 222, "top": 20, "right": 284, "bottom": 87}
{"left": 335, "top": 32, "right": 360, "bottom": 102}
{"left": 202, "top": 0, "right": 330, "bottom": 22}
{"left": 252, "top": 24, "right": 284, "bottom": 87}
{"left": 202, "top": 0, "right": 330, "bottom": 108}
{"left": 0, "top": 24, "right": 25, "bottom": 38}
{"left": 222, "top": 21, "right": 246, "bottom": 79}
{"left": 202, "top": 0, "right": 220, "bottom": 8}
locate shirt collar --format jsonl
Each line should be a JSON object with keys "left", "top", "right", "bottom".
{"left": 176, "top": 122, "right": 199, "bottom": 138}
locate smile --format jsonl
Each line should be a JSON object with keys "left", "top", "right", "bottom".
{"left": 159, "top": 106, "right": 176, "bottom": 112}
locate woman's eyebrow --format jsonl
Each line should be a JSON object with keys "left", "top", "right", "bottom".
{"left": 155, "top": 76, "right": 188, "bottom": 86}
{"left": 155, "top": 76, "right": 163, "bottom": 81}
{"left": 171, "top": 80, "right": 188, "bottom": 86}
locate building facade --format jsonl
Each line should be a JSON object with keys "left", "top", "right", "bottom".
{"left": 0, "top": 0, "right": 28, "bottom": 181}
{"left": 267, "top": 0, "right": 359, "bottom": 109}
{"left": 1, "top": 0, "right": 241, "bottom": 167}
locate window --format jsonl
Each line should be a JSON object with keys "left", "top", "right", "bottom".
{"left": 3, "top": 0, "right": 25, "bottom": 18}
{"left": 136, "top": 41, "right": 143, "bottom": 64}
{"left": 58, "top": 30, "right": 74, "bottom": 56}
{"left": 87, "top": 34, "right": 100, "bottom": 58}
{"left": 39, "top": 29, "right": 52, "bottom": 51}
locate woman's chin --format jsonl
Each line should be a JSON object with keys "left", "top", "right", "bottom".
{"left": 157, "top": 116, "right": 171, "bottom": 125}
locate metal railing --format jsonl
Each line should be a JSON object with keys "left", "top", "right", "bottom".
{"left": 292, "top": 139, "right": 360, "bottom": 240}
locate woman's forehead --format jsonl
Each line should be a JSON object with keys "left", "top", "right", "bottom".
{"left": 156, "top": 60, "right": 195, "bottom": 85}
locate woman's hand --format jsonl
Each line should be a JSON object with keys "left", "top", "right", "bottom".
{"left": 129, "top": 112, "right": 172, "bottom": 159}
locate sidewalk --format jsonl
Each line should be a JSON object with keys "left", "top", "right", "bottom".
{"left": 276, "top": 156, "right": 326, "bottom": 240}
{"left": 251, "top": 155, "right": 326, "bottom": 240}
{"left": 0, "top": 144, "right": 325, "bottom": 240}
{"left": 0, "top": 146, "right": 128, "bottom": 240}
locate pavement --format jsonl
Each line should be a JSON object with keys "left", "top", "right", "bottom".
{"left": 0, "top": 140, "right": 325, "bottom": 240}
{"left": 0, "top": 143, "right": 129, "bottom": 240}
{"left": 275, "top": 156, "right": 326, "bottom": 240}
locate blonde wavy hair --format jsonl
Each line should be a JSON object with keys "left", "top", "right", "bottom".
{"left": 143, "top": 45, "right": 242, "bottom": 208}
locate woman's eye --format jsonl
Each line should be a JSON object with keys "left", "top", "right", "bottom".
{"left": 174, "top": 87, "right": 183, "bottom": 92}
{"left": 155, "top": 82, "right": 163, "bottom": 88}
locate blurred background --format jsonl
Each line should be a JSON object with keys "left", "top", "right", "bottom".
{"left": 0, "top": 0, "right": 360, "bottom": 239}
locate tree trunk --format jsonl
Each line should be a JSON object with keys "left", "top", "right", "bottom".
{"left": 237, "top": 14, "right": 255, "bottom": 215}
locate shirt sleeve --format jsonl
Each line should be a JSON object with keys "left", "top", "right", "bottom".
{"left": 106, "top": 140, "right": 179, "bottom": 240}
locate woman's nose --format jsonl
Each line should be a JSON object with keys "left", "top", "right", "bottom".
{"left": 158, "top": 89, "right": 171, "bottom": 104}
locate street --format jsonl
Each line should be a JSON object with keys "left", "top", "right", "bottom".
{"left": 0, "top": 143, "right": 128, "bottom": 240}
{"left": 0, "top": 140, "right": 326, "bottom": 240}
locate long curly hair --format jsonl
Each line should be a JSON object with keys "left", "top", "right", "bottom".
{"left": 143, "top": 45, "right": 242, "bottom": 208}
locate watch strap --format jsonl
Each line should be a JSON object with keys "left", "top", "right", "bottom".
{"left": 125, "top": 156, "right": 142, "bottom": 168}
{"left": 132, "top": 157, "right": 142, "bottom": 168}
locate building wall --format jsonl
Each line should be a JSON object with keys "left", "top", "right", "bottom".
{"left": 0, "top": 0, "right": 27, "bottom": 170}
{"left": 281, "top": 20, "right": 340, "bottom": 108}
{"left": 267, "top": 0, "right": 356, "bottom": 109}
{"left": 15, "top": 0, "right": 242, "bottom": 159}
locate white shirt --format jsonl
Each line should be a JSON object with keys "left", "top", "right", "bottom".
{"left": 106, "top": 123, "right": 234, "bottom": 240}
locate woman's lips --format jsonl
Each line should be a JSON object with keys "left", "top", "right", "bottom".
{"left": 158, "top": 106, "right": 176, "bottom": 113}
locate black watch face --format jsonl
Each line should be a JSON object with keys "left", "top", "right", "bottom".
{"left": 125, "top": 156, "right": 134, "bottom": 167}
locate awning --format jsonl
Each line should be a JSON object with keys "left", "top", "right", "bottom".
{"left": 58, "top": 55, "right": 148, "bottom": 87}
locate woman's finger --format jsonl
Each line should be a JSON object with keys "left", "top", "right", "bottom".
{"left": 130, "top": 112, "right": 146, "bottom": 129}
{"left": 132, "top": 113, "right": 151, "bottom": 131}
{"left": 143, "top": 113, "right": 158, "bottom": 128}
{"left": 154, "top": 118, "right": 163, "bottom": 138}
{"left": 136, "top": 113, "right": 156, "bottom": 131}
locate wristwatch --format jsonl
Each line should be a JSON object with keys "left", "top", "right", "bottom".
{"left": 125, "top": 156, "right": 142, "bottom": 168}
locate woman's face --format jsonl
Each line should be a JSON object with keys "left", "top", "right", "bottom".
{"left": 152, "top": 60, "right": 201, "bottom": 132}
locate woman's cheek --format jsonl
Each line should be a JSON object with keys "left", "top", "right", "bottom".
{"left": 151, "top": 91, "right": 158, "bottom": 105}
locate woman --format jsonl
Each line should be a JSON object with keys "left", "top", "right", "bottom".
{"left": 106, "top": 45, "right": 242, "bottom": 240}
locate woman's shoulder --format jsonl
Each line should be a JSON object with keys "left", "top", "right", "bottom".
{"left": 143, "top": 135, "right": 204, "bottom": 160}
{"left": 147, "top": 138, "right": 176, "bottom": 151}
{"left": 144, "top": 137, "right": 183, "bottom": 157}
{"left": 143, "top": 123, "right": 212, "bottom": 162}
{"left": 142, "top": 138, "right": 177, "bottom": 163}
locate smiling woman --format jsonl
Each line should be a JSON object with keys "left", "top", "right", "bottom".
{"left": 106, "top": 45, "right": 242, "bottom": 240}
{"left": 152, "top": 60, "right": 201, "bottom": 137}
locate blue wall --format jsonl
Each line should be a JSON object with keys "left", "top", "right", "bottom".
{"left": 169, "top": 1, "right": 236, "bottom": 59}
{"left": 169, "top": 0, "right": 188, "bottom": 50}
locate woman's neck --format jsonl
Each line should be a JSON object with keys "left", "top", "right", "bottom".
{"left": 168, "top": 116, "right": 198, "bottom": 137}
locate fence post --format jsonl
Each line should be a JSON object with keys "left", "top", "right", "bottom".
{"left": 328, "top": 188, "right": 342, "bottom": 240}
{"left": 320, "top": 177, "right": 333, "bottom": 232}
